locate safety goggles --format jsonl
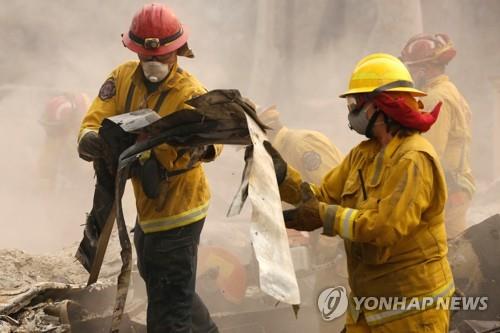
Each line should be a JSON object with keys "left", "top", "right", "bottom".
{"left": 138, "top": 51, "right": 176, "bottom": 63}
{"left": 346, "top": 96, "right": 366, "bottom": 113}
{"left": 346, "top": 80, "right": 415, "bottom": 112}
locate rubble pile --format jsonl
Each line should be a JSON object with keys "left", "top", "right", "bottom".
{"left": 1, "top": 213, "right": 500, "bottom": 332}
{"left": 0, "top": 232, "right": 143, "bottom": 333}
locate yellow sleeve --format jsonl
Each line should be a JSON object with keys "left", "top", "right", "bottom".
{"left": 321, "top": 152, "right": 434, "bottom": 247}
{"left": 175, "top": 77, "right": 208, "bottom": 111}
{"left": 278, "top": 150, "right": 351, "bottom": 205}
{"left": 316, "top": 155, "right": 351, "bottom": 204}
{"left": 421, "top": 94, "right": 451, "bottom": 156}
{"left": 78, "top": 70, "right": 120, "bottom": 142}
{"left": 213, "top": 144, "right": 223, "bottom": 158}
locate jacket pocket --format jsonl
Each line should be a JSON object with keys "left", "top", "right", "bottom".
{"left": 341, "top": 176, "right": 360, "bottom": 203}
{"left": 358, "top": 243, "right": 391, "bottom": 265}
{"left": 415, "top": 225, "right": 440, "bottom": 258}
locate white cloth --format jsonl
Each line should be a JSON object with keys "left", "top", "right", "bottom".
{"left": 229, "top": 114, "right": 300, "bottom": 305}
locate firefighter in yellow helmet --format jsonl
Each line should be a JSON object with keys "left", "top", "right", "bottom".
{"left": 259, "top": 105, "right": 346, "bottom": 332}
{"left": 401, "top": 33, "right": 475, "bottom": 239}
{"left": 77, "top": 4, "right": 220, "bottom": 332}
{"left": 264, "top": 53, "right": 454, "bottom": 332}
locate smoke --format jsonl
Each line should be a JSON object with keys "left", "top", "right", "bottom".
{"left": 1, "top": 2, "right": 500, "bottom": 332}
{"left": 0, "top": 2, "right": 500, "bottom": 330}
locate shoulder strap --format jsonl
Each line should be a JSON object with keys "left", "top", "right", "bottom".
{"left": 154, "top": 90, "right": 170, "bottom": 112}
{"left": 124, "top": 83, "right": 136, "bottom": 113}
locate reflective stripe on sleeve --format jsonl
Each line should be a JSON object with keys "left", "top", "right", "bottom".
{"left": 336, "top": 207, "right": 359, "bottom": 240}
{"left": 322, "top": 204, "right": 339, "bottom": 236}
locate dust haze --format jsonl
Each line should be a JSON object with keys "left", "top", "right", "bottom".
{"left": 0, "top": 0, "right": 500, "bottom": 310}
{"left": 1, "top": 0, "right": 500, "bottom": 331}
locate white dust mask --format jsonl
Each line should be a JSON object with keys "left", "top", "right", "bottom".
{"left": 141, "top": 61, "right": 170, "bottom": 82}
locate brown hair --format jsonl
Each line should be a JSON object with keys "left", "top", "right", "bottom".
{"left": 383, "top": 113, "right": 419, "bottom": 137}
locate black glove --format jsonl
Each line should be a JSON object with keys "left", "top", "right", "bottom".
{"left": 200, "top": 145, "right": 217, "bottom": 162}
{"left": 263, "top": 141, "right": 287, "bottom": 184}
{"left": 78, "top": 131, "right": 108, "bottom": 162}
{"left": 182, "top": 145, "right": 218, "bottom": 168}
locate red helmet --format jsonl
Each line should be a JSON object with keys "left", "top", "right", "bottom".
{"left": 122, "top": 3, "right": 189, "bottom": 56}
{"left": 40, "top": 93, "right": 89, "bottom": 128}
{"left": 400, "top": 33, "right": 456, "bottom": 66}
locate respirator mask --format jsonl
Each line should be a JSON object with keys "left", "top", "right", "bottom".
{"left": 141, "top": 61, "right": 170, "bottom": 83}
{"left": 347, "top": 96, "right": 381, "bottom": 138}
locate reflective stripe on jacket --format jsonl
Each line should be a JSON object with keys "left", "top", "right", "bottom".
{"left": 280, "top": 133, "right": 454, "bottom": 325}
{"left": 80, "top": 61, "right": 219, "bottom": 233}
{"left": 347, "top": 279, "right": 454, "bottom": 326}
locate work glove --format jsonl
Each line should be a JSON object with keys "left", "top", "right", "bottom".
{"left": 243, "top": 141, "right": 287, "bottom": 184}
{"left": 78, "top": 131, "right": 108, "bottom": 162}
{"left": 283, "top": 182, "right": 323, "bottom": 231}
{"left": 183, "top": 145, "right": 218, "bottom": 168}
{"left": 200, "top": 145, "right": 218, "bottom": 162}
{"left": 263, "top": 141, "right": 287, "bottom": 184}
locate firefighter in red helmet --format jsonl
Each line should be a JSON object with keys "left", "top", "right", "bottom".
{"left": 401, "top": 33, "right": 475, "bottom": 239}
{"left": 39, "top": 93, "right": 89, "bottom": 191}
{"left": 78, "top": 4, "right": 220, "bottom": 332}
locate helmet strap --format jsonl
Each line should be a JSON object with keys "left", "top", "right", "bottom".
{"left": 382, "top": 111, "right": 395, "bottom": 134}
{"left": 366, "top": 80, "right": 414, "bottom": 101}
{"left": 129, "top": 28, "right": 184, "bottom": 50}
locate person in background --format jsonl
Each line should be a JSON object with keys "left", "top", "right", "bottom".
{"left": 259, "top": 105, "right": 347, "bottom": 332}
{"left": 259, "top": 105, "right": 343, "bottom": 185}
{"left": 400, "top": 33, "right": 474, "bottom": 239}
{"left": 39, "top": 93, "right": 89, "bottom": 191}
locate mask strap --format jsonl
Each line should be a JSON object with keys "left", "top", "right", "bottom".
{"left": 365, "top": 110, "right": 381, "bottom": 138}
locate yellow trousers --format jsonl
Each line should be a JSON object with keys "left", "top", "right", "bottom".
{"left": 346, "top": 308, "right": 450, "bottom": 333}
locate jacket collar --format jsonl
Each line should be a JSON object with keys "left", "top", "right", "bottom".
{"left": 385, "top": 133, "right": 404, "bottom": 159}
{"left": 362, "top": 133, "right": 406, "bottom": 161}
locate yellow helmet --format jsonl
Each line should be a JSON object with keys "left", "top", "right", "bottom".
{"left": 340, "top": 53, "right": 426, "bottom": 98}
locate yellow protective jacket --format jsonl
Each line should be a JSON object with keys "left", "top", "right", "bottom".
{"left": 279, "top": 133, "right": 454, "bottom": 325}
{"left": 421, "top": 75, "right": 475, "bottom": 197}
{"left": 272, "top": 127, "right": 343, "bottom": 185}
{"left": 79, "top": 61, "right": 221, "bottom": 234}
